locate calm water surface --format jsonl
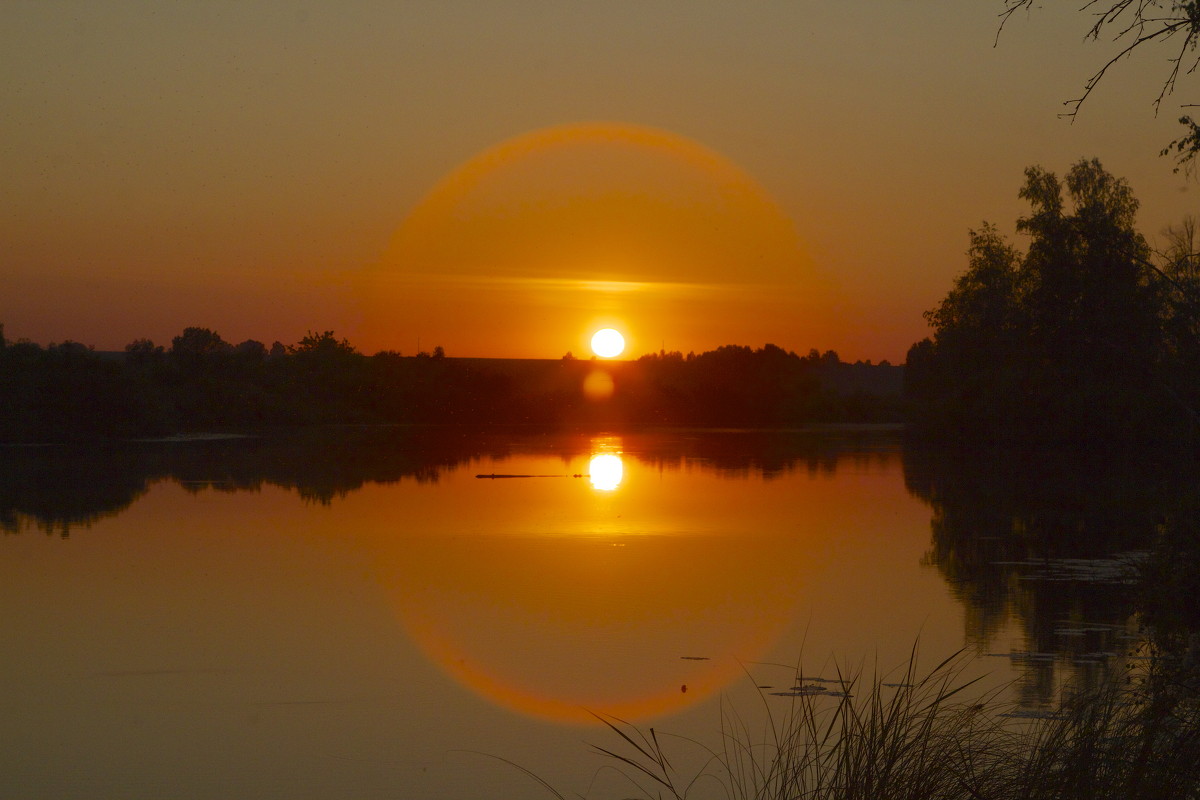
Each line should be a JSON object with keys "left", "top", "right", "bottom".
{"left": 0, "top": 429, "right": 1148, "bottom": 798}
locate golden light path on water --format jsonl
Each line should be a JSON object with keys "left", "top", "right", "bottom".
{"left": 371, "top": 436, "right": 811, "bottom": 724}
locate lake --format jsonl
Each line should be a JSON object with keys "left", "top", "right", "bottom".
{"left": 0, "top": 427, "right": 1157, "bottom": 799}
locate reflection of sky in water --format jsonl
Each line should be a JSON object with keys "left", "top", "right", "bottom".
{"left": 588, "top": 453, "right": 623, "bottom": 491}
{"left": 0, "top": 432, "right": 1038, "bottom": 799}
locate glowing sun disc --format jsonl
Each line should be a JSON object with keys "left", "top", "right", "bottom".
{"left": 591, "top": 328, "right": 625, "bottom": 358}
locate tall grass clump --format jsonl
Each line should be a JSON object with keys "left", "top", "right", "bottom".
{"left": 544, "top": 646, "right": 1199, "bottom": 800}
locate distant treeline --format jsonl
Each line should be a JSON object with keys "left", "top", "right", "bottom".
{"left": 906, "top": 158, "right": 1200, "bottom": 451}
{"left": 0, "top": 326, "right": 902, "bottom": 442}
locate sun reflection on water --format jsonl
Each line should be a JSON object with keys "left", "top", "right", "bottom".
{"left": 588, "top": 453, "right": 624, "bottom": 491}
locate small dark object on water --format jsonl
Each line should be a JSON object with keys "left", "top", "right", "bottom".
{"left": 681, "top": 684, "right": 687, "bottom": 693}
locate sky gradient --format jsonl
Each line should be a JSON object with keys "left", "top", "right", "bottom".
{"left": 4, "top": 2, "right": 1197, "bottom": 362}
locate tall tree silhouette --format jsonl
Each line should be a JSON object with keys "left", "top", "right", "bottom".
{"left": 909, "top": 159, "right": 1183, "bottom": 445}
{"left": 1019, "top": 161, "right": 1160, "bottom": 390}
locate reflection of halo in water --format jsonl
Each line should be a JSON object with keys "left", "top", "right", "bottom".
{"left": 397, "top": 600, "right": 756, "bottom": 723}
{"left": 588, "top": 453, "right": 623, "bottom": 491}
{"left": 382, "top": 535, "right": 798, "bottom": 724}
{"left": 373, "top": 452, "right": 806, "bottom": 725}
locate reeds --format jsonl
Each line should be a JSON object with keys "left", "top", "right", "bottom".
{"left": 553, "top": 645, "right": 1199, "bottom": 800}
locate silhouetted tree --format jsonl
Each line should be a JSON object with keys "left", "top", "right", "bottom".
{"left": 283, "top": 331, "right": 368, "bottom": 422}
{"left": 909, "top": 224, "right": 1024, "bottom": 434}
{"left": 1022, "top": 160, "right": 1169, "bottom": 438}
{"left": 124, "top": 338, "right": 164, "bottom": 365}
{"left": 170, "top": 327, "right": 231, "bottom": 368}
{"left": 911, "top": 159, "right": 1183, "bottom": 446}
{"left": 925, "top": 223, "right": 1022, "bottom": 357}
{"left": 234, "top": 339, "right": 267, "bottom": 361}
{"left": 290, "top": 330, "right": 356, "bottom": 358}
{"left": 1159, "top": 217, "right": 1200, "bottom": 356}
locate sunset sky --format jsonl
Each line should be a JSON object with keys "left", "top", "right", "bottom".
{"left": 4, "top": 2, "right": 1197, "bottom": 363}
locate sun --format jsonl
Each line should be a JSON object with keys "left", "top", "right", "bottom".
{"left": 590, "top": 328, "right": 625, "bottom": 358}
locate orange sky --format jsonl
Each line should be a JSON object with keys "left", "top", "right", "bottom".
{"left": 3, "top": 3, "right": 1197, "bottom": 362}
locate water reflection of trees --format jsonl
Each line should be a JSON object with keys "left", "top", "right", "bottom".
{"left": 903, "top": 441, "right": 1195, "bottom": 706}
{"left": 0, "top": 446, "right": 155, "bottom": 536}
{"left": 623, "top": 428, "right": 900, "bottom": 479}
{"left": 0, "top": 428, "right": 508, "bottom": 536}
{"left": 0, "top": 427, "right": 902, "bottom": 537}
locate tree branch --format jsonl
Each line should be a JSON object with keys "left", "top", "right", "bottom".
{"left": 999, "top": 1, "right": 1198, "bottom": 121}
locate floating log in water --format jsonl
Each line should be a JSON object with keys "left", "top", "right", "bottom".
{"left": 475, "top": 473, "right": 587, "bottom": 479}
